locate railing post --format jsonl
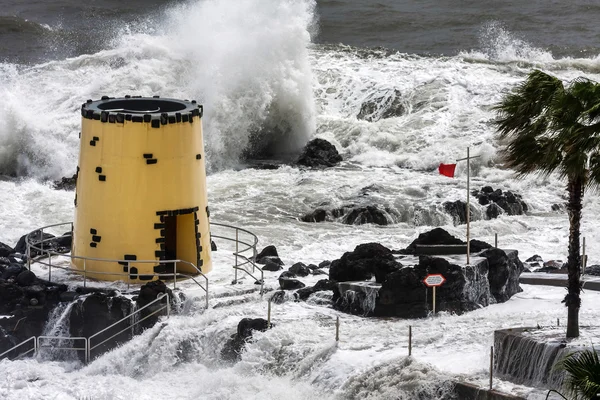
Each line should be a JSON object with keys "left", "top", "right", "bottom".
{"left": 335, "top": 316, "right": 340, "bottom": 342}
{"left": 39, "top": 230, "right": 43, "bottom": 254}
{"left": 489, "top": 345, "right": 494, "bottom": 390}
{"left": 26, "top": 239, "right": 31, "bottom": 270}
{"left": 48, "top": 251, "right": 52, "bottom": 282}
{"left": 234, "top": 229, "right": 239, "bottom": 283}
{"left": 408, "top": 325, "right": 412, "bottom": 356}
{"left": 83, "top": 259, "right": 87, "bottom": 288}
{"left": 267, "top": 298, "right": 272, "bottom": 328}
{"left": 494, "top": 233, "right": 498, "bottom": 248}
{"left": 173, "top": 262, "right": 177, "bottom": 290}
{"left": 166, "top": 293, "right": 170, "bottom": 317}
{"left": 205, "top": 279, "right": 209, "bottom": 309}
{"left": 127, "top": 262, "right": 131, "bottom": 292}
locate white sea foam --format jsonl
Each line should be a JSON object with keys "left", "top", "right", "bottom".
{"left": 2, "top": 3, "right": 600, "bottom": 400}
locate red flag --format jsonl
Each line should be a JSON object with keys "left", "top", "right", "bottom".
{"left": 438, "top": 163, "right": 456, "bottom": 178}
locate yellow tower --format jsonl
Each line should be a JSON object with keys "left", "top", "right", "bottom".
{"left": 72, "top": 96, "right": 212, "bottom": 282}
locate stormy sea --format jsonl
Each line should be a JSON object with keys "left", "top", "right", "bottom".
{"left": 1, "top": 0, "right": 600, "bottom": 399}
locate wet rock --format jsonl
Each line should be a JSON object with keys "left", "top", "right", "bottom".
{"left": 221, "top": 318, "right": 271, "bottom": 362}
{"left": 289, "top": 262, "right": 310, "bottom": 277}
{"left": 255, "top": 245, "right": 283, "bottom": 265}
{"left": 279, "top": 277, "right": 305, "bottom": 290}
{"left": 136, "top": 280, "right": 173, "bottom": 330}
{"left": 312, "top": 268, "right": 328, "bottom": 275}
{"left": 357, "top": 88, "right": 405, "bottom": 122}
{"left": 331, "top": 228, "right": 523, "bottom": 318}
{"left": 262, "top": 261, "right": 283, "bottom": 272}
{"left": 526, "top": 255, "right": 543, "bottom": 262}
{"left": 69, "top": 292, "right": 134, "bottom": 360}
{"left": 480, "top": 248, "right": 524, "bottom": 302}
{"left": 399, "top": 227, "right": 464, "bottom": 255}
{"left": 295, "top": 279, "right": 337, "bottom": 301}
{"left": 270, "top": 290, "right": 286, "bottom": 304}
{"left": 16, "top": 270, "right": 36, "bottom": 286}
{"left": 211, "top": 240, "right": 218, "bottom": 251}
{"left": 341, "top": 206, "right": 391, "bottom": 225}
{"left": 486, "top": 203, "right": 503, "bottom": 219}
{"left": 14, "top": 230, "right": 58, "bottom": 257}
{"left": 472, "top": 187, "right": 528, "bottom": 219}
{"left": 443, "top": 200, "right": 477, "bottom": 225}
{"left": 2, "top": 264, "right": 26, "bottom": 281}
{"left": 301, "top": 204, "right": 395, "bottom": 226}
{"left": 329, "top": 243, "right": 397, "bottom": 283}
{"left": 0, "top": 242, "right": 14, "bottom": 257}
{"left": 318, "top": 260, "right": 331, "bottom": 269}
{"left": 52, "top": 174, "right": 77, "bottom": 191}
{"left": 296, "top": 138, "right": 342, "bottom": 168}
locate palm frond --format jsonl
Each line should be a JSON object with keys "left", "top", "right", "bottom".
{"left": 559, "top": 349, "right": 600, "bottom": 399}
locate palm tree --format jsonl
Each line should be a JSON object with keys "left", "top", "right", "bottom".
{"left": 559, "top": 348, "right": 600, "bottom": 399}
{"left": 494, "top": 70, "right": 600, "bottom": 338}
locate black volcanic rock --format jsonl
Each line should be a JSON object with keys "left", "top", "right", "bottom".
{"left": 443, "top": 200, "right": 477, "bottom": 225}
{"left": 296, "top": 138, "right": 342, "bottom": 168}
{"left": 52, "top": 174, "right": 77, "bottom": 191}
{"left": 289, "top": 262, "right": 310, "bottom": 277}
{"left": 480, "top": 248, "right": 524, "bottom": 302}
{"left": 329, "top": 243, "right": 398, "bottom": 283}
{"left": 295, "top": 279, "right": 337, "bottom": 301}
{"left": 221, "top": 318, "right": 271, "bottom": 362}
{"left": 0, "top": 242, "right": 14, "bottom": 257}
{"left": 255, "top": 245, "right": 283, "bottom": 265}
{"left": 400, "top": 227, "right": 464, "bottom": 255}
{"left": 330, "top": 228, "right": 523, "bottom": 318}
{"left": 279, "top": 277, "right": 305, "bottom": 290}
{"left": 472, "top": 187, "right": 528, "bottom": 219}
{"left": 70, "top": 292, "right": 134, "bottom": 360}
{"left": 301, "top": 204, "right": 395, "bottom": 225}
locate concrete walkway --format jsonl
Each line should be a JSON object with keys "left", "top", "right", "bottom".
{"left": 519, "top": 273, "right": 600, "bottom": 291}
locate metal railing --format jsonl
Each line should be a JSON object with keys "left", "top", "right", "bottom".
{"left": 210, "top": 222, "right": 264, "bottom": 294}
{"left": 37, "top": 336, "right": 88, "bottom": 363}
{"left": 87, "top": 293, "right": 169, "bottom": 362}
{"left": 0, "top": 336, "right": 36, "bottom": 361}
{"left": 0, "top": 293, "right": 170, "bottom": 363}
{"left": 25, "top": 222, "right": 209, "bottom": 307}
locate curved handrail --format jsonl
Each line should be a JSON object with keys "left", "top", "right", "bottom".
{"left": 25, "top": 221, "right": 260, "bottom": 299}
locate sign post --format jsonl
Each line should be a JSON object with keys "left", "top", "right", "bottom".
{"left": 423, "top": 274, "right": 446, "bottom": 314}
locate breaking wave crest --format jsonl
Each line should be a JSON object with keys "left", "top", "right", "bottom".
{"left": 0, "top": 0, "right": 317, "bottom": 178}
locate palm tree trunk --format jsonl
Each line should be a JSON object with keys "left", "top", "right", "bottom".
{"left": 565, "top": 175, "right": 583, "bottom": 338}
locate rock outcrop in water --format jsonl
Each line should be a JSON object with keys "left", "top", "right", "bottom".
{"left": 52, "top": 173, "right": 77, "bottom": 191}
{"left": 442, "top": 187, "right": 528, "bottom": 225}
{"left": 329, "top": 228, "right": 523, "bottom": 317}
{"left": 296, "top": 138, "right": 342, "bottom": 168}
{"left": 221, "top": 318, "right": 271, "bottom": 362}
{"left": 357, "top": 88, "right": 405, "bottom": 122}
{"left": 301, "top": 204, "right": 395, "bottom": 225}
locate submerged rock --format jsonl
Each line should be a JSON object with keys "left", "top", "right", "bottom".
{"left": 357, "top": 88, "right": 405, "bottom": 122}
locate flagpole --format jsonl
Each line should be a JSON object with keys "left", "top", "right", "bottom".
{"left": 466, "top": 146, "right": 470, "bottom": 265}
